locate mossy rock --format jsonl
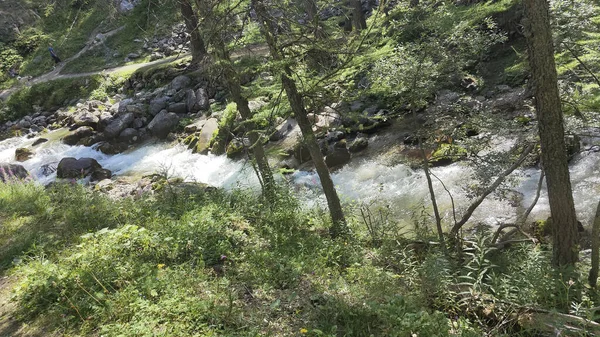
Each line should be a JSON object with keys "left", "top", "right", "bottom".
{"left": 226, "top": 139, "right": 245, "bottom": 159}
{"left": 429, "top": 144, "right": 467, "bottom": 167}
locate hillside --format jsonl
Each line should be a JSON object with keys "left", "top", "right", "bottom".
{"left": 1, "top": 0, "right": 600, "bottom": 336}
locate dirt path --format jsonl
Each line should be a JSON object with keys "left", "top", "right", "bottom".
{"left": 0, "top": 43, "right": 269, "bottom": 102}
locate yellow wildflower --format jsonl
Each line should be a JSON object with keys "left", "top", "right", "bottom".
{"left": 300, "top": 328, "right": 308, "bottom": 334}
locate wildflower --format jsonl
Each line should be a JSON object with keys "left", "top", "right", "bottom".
{"left": 300, "top": 328, "right": 308, "bottom": 334}
{"left": 157, "top": 264, "right": 165, "bottom": 269}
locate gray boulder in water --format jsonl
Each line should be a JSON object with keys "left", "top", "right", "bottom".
{"left": 57, "top": 158, "right": 111, "bottom": 181}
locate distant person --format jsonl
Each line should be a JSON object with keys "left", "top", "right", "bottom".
{"left": 48, "top": 44, "right": 61, "bottom": 67}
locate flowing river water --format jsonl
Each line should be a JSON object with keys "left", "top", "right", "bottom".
{"left": 2, "top": 128, "right": 600, "bottom": 230}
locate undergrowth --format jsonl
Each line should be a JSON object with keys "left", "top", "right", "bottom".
{"left": 0, "top": 182, "right": 598, "bottom": 336}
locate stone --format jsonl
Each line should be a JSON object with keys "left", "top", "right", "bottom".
{"left": 18, "top": 119, "right": 31, "bottom": 129}
{"left": 349, "top": 137, "right": 368, "bottom": 153}
{"left": 63, "top": 126, "right": 94, "bottom": 145}
{"left": 167, "top": 102, "right": 188, "bottom": 114}
{"left": 184, "top": 118, "right": 207, "bottom": 134}
{"left": 194, "top": 118, "right": 219, "bottom": 154}
{"left": 97, "top": 112, "right": 113, "bottom": 132}
{"left": 73, "top": 110, "right": 99, "bottom": 128}
{"left": 325, "top": 144, "right": 351, "bottom": 168}
{"left": 0, "top": 163, "right": 30, "bottom": 182}
{"left": 185, "top": 89, "right": 198, "bottom": 113}
{"left": 15, "top": 148, "right": 34, "bottom": 162}
{"left": 56, "top": 157, "right": 110, "bottom": 180}
{"left": 196, "top": 88, "right": 210, "bottom": 111}
{"left": 104, "top": 113, "right": 135, "bottom": 139}
{"left": 125, "top": 104, "right": 146, "bottom": 115}
{"left": 170, "top": 75, "right": 191, "bottom": 91}
{"left": 119, "top": 128, "right": 139, "bottom": 143}
{"left": 91, "top": 168, "right": 112, "bottom": 181}
{"left": 32, "top": 138, "right": 48, "bottom": 147}
{"left": 147, "top": 110, "right": 180, "bottom": 139}
{"left": 149, "top": 96, "right": 169, "bottom": 116}
{"left": 127, "top": 53, "right": 140, "bottom": 59}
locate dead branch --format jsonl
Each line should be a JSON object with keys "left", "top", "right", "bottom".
{"left": 450, "top": 144, "right": 535, "bottom": 236}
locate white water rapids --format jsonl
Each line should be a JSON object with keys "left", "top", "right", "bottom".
{"left": 2, "top": 128, "right": 600, "bottom": 229}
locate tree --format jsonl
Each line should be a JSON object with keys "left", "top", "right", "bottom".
{"left": 179, "top": 0, "right": 207, "bottom": 64}
{"left": 344, "top": 0, "right": 367, "bottom": 32}
{"left": 524, "top": 0, "right": 579, "bottom": 266}
{"left": 195, "top": 0, "right": 276, "bottom": 201}
{"left": 252, "top": 0, "right": 347, "bottom": 237}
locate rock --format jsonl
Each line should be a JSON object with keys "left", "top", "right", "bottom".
{"left": 184, "top": 118, "right": 207, "bottom": 134}
{"left": 149, "top": 96, "right": 169, "bottom": 116}
{"left": 18, "top": 119, "right": 31, "bottom": 129}
{"left": 63, "top": 126, "right": 94, "bottom": 145}
{"left": 127, "top": 52, "right": 140, "bottom": 59}
{"left": 32, "top": 138, "right": 48, "bottom": 147}
{"left": 167, "top": 102, "right": 188, "bottom": 114}
{"left": 104, "top": 113, "right": 135, "bottom": 139}
{"left": 0, "top": 163, "right": 30, "bottom": 182}
{"left": 148, "top": 110, "right": 180, "bottom": 139}
{"left": 226, "top": 139, "right": 245, "bottom": 158}
{"left": 73, "top": 110, "right": 99, "bottom": 128}
{"left": 15, "top": 148, "right": 34, "bottom": 162}
{"left": 325, "top": 130, "right": 345, "bottom": 143}
{"left": 349, "top": 137, "right": 368, "bottom": 153}
{"left": 56, "top": 157, "right": 110, "bottom": 181}
{"left": 132, "top": 117, "right": 145, "bottom": 129}
{"left": 194, "top": 118, "right": 218, "bottom": 154}
{"left": 119, "top": 128, "right": 139, "bottom": 143}
{"left": 248, "top": 98, "right": 268, "bottom": 112}
{"left": 271, "top": 118, "right": 299, "bottom": 141}
{"left": 32, "top": 116, "right": 47, "bottom": 126}
{"left": 125, "top": 104, "right": 146, "bottom": 115}
{"left": 316, "top": 109, "right": 341, "bottom": 130}
{"left": 97, "top": 112, "right": 113, "bottom": 132}
{"left": 566, "top": 134, "right": 581, "bottom": 161}
{"left": 196, "top": 88, "right": 210, "bottom": 111}
{"left": 170, "top": 75, "right": 191, "bottom": 91}
{"left": 325, "top": 143, "right": 351, "bottom": 168}
{"left": 91, "top": 169, "right": 112, "bottom": 181}
{"left": 185, "top": 89, "right": 198, "bottom": 113}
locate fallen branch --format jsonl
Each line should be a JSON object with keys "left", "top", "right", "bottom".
{"left": 450, "top": 144, "right": 535, "bottom": 236}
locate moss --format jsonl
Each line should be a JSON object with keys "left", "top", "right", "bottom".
{"left": 430, "top": 144, "right": 467, "bottom": 166}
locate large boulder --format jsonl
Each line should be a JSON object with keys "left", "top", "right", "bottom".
{"left": 195, "top": 88, "right": 210, "bottom": 111}
{"left": 325, "top": 141, "right": 351, "bottom": 168}
{"left": 0, "top": 163, "right": 30, "bottom": 182}
{"left": 104, "top": 112, "right": 135, "bottom": 139}
{"left": 149, "top": 96, "right": 169, "bottom": 116}
{"left": 170, "top": 75, "right": 191, "bottom": 91}
{"left": 63, "top": 126, "right": 94, "bottom": 145}
{"left": 194, "top": 118, "right": 219, "bottom": 154}
{"left": 73, "top": 110, "right": 99, "bottom": 128}
{"left": 148, "top": 110, "right": 180, "bottom": 139}
{"left": 119, "top": 128, "right": 139, "bottom": 143}
{"left": 56, "top": 157, "right": 111, "bottom": 181}
{"left": 167, "top": 102, "right": 188, "bottom": 114}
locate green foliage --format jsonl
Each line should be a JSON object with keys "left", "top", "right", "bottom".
{"left": 3, "top": 76, "right": 102, "bottom": 123}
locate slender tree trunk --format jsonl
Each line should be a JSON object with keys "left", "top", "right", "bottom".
{"left": 253, "top": 0, "right": 347, "bottom": 237}
{"left": 304, "top": 0, "right": 326, "bottom": 39}
{"left": 179, "top": 0, "right": 207, "bottom": 63}
{"left": 589, "top": 201, "right": 600, "bottom": 287}
{"left": 524, "top": 0, "right": 579, "bottom": 266}
{"left": 351, "top": 0, "right": 367, "bottom": 31}
{"left": 208, "top": 24, "right": 276, "bottom": 201}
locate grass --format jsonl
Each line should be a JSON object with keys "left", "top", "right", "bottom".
{"left": 0, "top": 180, "right": 599, "bottom": 336}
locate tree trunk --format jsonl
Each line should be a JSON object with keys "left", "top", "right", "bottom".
{"left": 589, "top": 201, "right": 600, "bottom": 287}
{"left": 179, "top": 0, "right": 206, "bottom": 63}
{"left": 351, "top": 0, "right": 367, "bottom": 31}
{"left": 209, "top": 24, "right": 276, "bottom": 201}
{"left": 524, "top": 0, "right": 579, "bottom": 266}
{"left": 253, "top": 0, "right": 347, "bottom": 237}
{"left": 304, "top": 0, "right": 326, "bottom": 39}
